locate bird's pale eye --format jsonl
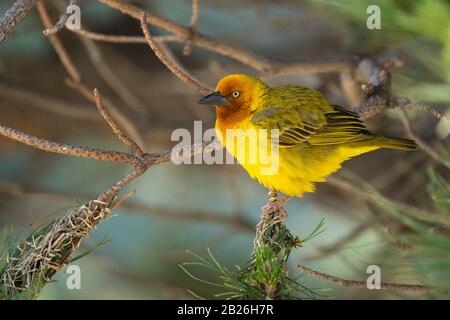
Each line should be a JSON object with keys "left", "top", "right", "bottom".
{"left": 232, "top": 91, "right": 240, "bottom": 98}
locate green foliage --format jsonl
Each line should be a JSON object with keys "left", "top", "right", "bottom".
{"left": 0, "top": 227, "right": 46, "bottom": 300}
{"left": 0, "top": 204, "right": 111, "bottom": 300}
{"left": 406, "top": 170, "right": 450, "bottom": 291}
{"left": 180, "top": 219, "right": 326, "bottom": 300}
{"left": 309, "top": 0, "right": 450, "bottom": 51}
{"left": 308, "top": 0, "right": 450, "bottom": 105}
{"left": 359, "top": 168, "right": 450, "bottom": 293}
{"left": 427, "top": 168, "right": 450, "bottom": 214}
{"left": 0, "top": 223, "right": 56, "bottom": 300}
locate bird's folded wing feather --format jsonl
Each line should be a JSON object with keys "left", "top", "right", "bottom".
{"left": 250, "top": 87, "right": 371, "bottom": 147}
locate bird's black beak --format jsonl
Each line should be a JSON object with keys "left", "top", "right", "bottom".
{"left": 198, "top": 91, "right": 228, "bottom": 106}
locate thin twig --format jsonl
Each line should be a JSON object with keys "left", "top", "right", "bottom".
{"left": 0, "top": 121, "right": 138, "bottom": 165}
{"left": 38, "top": 1, "right": 145, "bottom": 147}
{"left": 303, "top": 220, "right": 373, "bottom": 261}
{"left": 42, "top": 0, "right": 78, "bottom": 36}
{"left": 98, "top": 167, "right": 145, "bottom": 202}
{"left": 382, "top": 227, "right": 411, "bottom": 251}
{"left": 100, "top": 0, "right": 355, "bottom": 75}
{"left": 189, "top": 0, "right": 200, "bottom": 32}
{"left": 65, "top": 79, "right": 145, "bottom": 148}
{"left": 77, "top": 33, "right": 148, "bottom": 114}
{"left": 71, "top": 28, "right": 178, "bottom": 44}
{"left": 140, "top": 12, "right": 212, "bottom": 95}
{"left": 93, "top": 89, "right": 144, "bottom": 156}
{"left": 183, "top": 0, "right": 199, "bottom": 56}
{"left": 400, "top": 109, "right": 450, "bottom": 169}
{"left": 0, "top": 118, "right": 216, "bottom": 170}
{"left": 156, "top": 40, "right": 213, "bottom": 121}
{"left": 298, "top": 265, "right": 447, "bottom": 294}
{"left": 326, "top": 176, "right": 450, "bottom": 227}
{"left": 36, "top": 1, "right": 81, "bottom": 83}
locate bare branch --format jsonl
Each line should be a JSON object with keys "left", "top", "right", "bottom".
{"left": 100, "top": 0, "right": 355, "bottom": 75}
{"left": 400, "top": 109, "right": 450, "bottom": 169}
{"left": 93, "top": 88, "right": 144, "bottom": 157}
{"left": 36, "top": 1, "right": 81, "bottom": 82}
{"left": 0, "top": 121, "right": 138, "bottom": 165}
{"left": 42, "top": 0, "right": 78, "bottom": 36}
{"left": 298, "top": 264, "right": 447, "bottom": 295}
{"left": 0, "top": 0, "right": 39, "bottom": 44}
{"left": 382, "top": 227, "right": 411, "bottom": 251}
{"left": 183, "top": 0, "right": 199, "bottom": 56}
{"left": 140, "top": 12, "right": 212, "bottom": 95}
{"left": 71, "top": 28, "right": 178, "bottom": 44}
{"left": 37, "top": 2, "right": 145, "bottom": 148}
{"left": 80, "top": 38, "right": 147, "bottom": 114}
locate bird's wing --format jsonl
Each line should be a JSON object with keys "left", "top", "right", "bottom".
{"left": 308, "top": 105, "right": 372, "bottom": 145}
{"left": 250, "top": 87, "right": 371, "bottom": 147}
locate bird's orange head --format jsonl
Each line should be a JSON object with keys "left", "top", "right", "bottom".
{"left": 198, "top": 74, "right": 268, "bottom": 125}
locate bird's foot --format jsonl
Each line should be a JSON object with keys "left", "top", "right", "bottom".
{"left": 261, "top": 191, "right": 291, "bottom": 222}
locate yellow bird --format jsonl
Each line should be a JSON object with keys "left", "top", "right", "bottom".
{"left": 198, "top": 74, "right": 416, "bottom": 212}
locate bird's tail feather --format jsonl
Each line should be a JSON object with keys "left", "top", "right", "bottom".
{"left": 375, "top": 136, "right": 417, "bottom": 151}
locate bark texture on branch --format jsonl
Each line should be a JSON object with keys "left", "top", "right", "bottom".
{"left": 0, "top": 0, "right": 39, "bottom": 44}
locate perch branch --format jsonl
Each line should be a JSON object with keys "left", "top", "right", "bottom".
{"left": 0, "top": 86, "right": 218, "bottom": 297}
{"left": 326, "top": 176, "right": 450, "bottom": 227}
{"left": 0, "top": 121, "right": 138, "bottom": 165}
{"left": 0, "top": 87, "right": 216, "bottom": 170}
{"left": 76, "top": 32, "right": 148, "bottom": 114}
{"left": 303, "top": 220, "right": 373, "bottom": 261}
{"left": 65, "top": 79, "right": 145, "bottom": 148}
{"left": 99, "top": 0, "right": 446, "bottom": 142}
{"left": 0, "top": 81, "right": 98, "bottom": 121}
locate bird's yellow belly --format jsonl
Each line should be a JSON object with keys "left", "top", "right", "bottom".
{"left": 217, "top": 125, "right": 378, "bottom": 197}
{"left": 248, "top": 144, "right": 378, "bottom": 196}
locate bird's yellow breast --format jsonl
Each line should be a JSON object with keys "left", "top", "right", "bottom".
{"left": 215, "top": 119, "right": 378, "bottom": 197}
